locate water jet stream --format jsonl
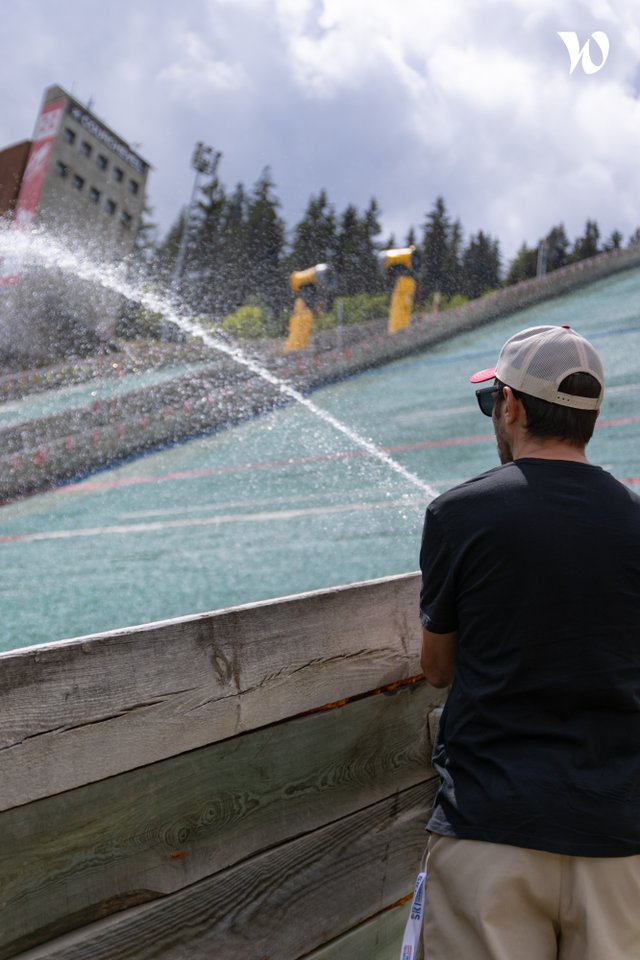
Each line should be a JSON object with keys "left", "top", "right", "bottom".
{"left": 0, "top": 229, "right": 438, "bottom": 499}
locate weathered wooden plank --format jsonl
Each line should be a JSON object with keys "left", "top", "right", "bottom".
{"left": 304, "top": 904, "right": 410, "bottom": 960}
{"left": 0, "top": 685, "right": 439, "bottom": 956}
{"left": 10, "top": 780, "right": 435, "bottom": 960}
{"left": 0, "top": 572, "right": 424, "bottom": 810}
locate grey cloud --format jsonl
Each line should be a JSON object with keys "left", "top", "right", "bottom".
{"left": 1, "top": 0, "right": 639, "bottom": 266}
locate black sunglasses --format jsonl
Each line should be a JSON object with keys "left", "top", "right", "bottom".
{"left": 475, "top": 384, "right": 500, "bottom": 417}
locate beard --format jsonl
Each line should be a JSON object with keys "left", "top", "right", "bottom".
{"left": 493, "top": 409, "right": 513, "bottom": 464}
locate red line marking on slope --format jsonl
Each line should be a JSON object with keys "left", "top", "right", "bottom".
{"left": 597, "top": 416, "right": 640, "bottom": 427}
{"left": 56, "top": 435, "right": 495, "bottom": 494}
{"left": 36, "top": 414, "right": 640, "bottom": 496}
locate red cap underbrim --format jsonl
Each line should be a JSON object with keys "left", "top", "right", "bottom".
{"left": 469, "top": 367, "right": 496, "bottom": 384}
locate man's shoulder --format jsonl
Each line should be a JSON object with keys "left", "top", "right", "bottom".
{"left": 430, "top": 458, "right": 640, "bottom": 518}
{"left": 430, "top": 462, "right": 516, "bottom": 512}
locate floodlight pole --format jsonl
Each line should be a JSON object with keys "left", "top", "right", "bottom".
{"left": 165, "top": 142, "right": 220, "bottom": 339}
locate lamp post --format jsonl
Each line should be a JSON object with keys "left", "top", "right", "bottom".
{"left": 166, "top": 142, "right": 220, "bottom": 338}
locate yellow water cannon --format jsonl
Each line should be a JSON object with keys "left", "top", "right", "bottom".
{"left": 284, "top": 262, "right": 334, "bottom": 352}
{"left": 378, "top": 245, "right": 420, "bottom": 333}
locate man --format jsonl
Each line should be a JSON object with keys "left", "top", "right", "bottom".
{"left": 418, "top": 325, "right": 640, "bottom": 959}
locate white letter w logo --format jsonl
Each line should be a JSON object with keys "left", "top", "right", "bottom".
{"left": 558, "top": 31, "right": 610, "bottom": 74}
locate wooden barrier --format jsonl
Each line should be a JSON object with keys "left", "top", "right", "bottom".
{"left": 0, "top": 572, "right": 445, "bottom": 960}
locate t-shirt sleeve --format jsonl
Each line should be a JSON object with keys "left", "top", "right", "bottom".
{"left": 419, "top": 506, "right": 458, "bottom": 633}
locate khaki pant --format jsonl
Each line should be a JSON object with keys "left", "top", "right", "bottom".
{"left": 420, "top": 834, "right": 640, "bottom": 960}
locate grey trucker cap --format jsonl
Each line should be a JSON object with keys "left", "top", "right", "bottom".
{"left": 470, "top": 325, "right": 604, "bottom": 410}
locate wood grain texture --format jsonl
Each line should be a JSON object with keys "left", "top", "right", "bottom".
{"left": 0, "top": 685, "right": 439, "bottom": 956}
{"left": 10, "top": 780, "right": 436, "bottom": 960}
{"left": 0, "top": 573, "right": 427, "bottom": 811}
{"left": 303, "top": 904, "right": 410, "bottom": 960}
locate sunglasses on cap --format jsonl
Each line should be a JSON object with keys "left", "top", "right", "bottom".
{"left": 475, "top": 384, "right": 500, "bottom": 417}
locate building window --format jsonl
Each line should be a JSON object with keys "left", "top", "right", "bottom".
{"left": 55, "top": 161, "right": 68, "bottom": 178}
{"left": 80, "top": 141, "right": 92, "bottom": 157}
{"left": 105, "top": 199, "right": 117, "bottom": 215}
{"left": 121, "top": 210, "right": 133, "bottom": 228}
{"left": 63, "top": 127, "right": 76, "bottom": 144}
{"left": 112, "top": 166, "right": 124, "bottom": 183}
{"left": 89, "top": 187, "right": 101, "bottom": 204}
{"left": 128, "top": 179, "right": 139, "bottom": 195}
{"left": 73, "top": 175, "right": 85, "bottom": 191}
{"left": 97, "top": 154, "right": 108, "bottom": 171}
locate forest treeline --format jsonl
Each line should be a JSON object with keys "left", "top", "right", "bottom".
{"left": 133, "top": 158, "right": 639, "bottom": 339}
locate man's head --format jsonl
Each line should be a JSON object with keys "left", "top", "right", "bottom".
{"left": 470, "top": 325, "right": 604, "bottom": 463}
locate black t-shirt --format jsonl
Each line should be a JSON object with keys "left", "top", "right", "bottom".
{"left": 420, "top": 458, "right": 640, "bottom": 857}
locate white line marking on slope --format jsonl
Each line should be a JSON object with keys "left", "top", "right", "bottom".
{"left": 1, "top": 497, "right": 428, "bottom": 545}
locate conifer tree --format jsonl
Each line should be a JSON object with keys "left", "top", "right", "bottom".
{"left": 420, "top": 196, "right": 451, "bottom": 300}
{"left": 442, "top": 219, "right": 463, "bottom": 298}
{"left": 332, "top": 200, "right": 383, "bottom": 297}
{"left": 243, "top": 167, "right": 286, "bottom": 317}
{"left": 461, "top": 230, "right": 501, "bottom": 298}
{"left": 505, "top": 242, "right": 538, "bottom": 285}
{"left": 189, "top": 159, "right": 228, "bottom": 316}
{"left": 571, "top": 220, "right": 600, "bottom": 261}
{"left": 218, "top": 182, "right": 249, "bottom": 314}
{"left": 334, "top": 204, "right": 364, "bottom": 297}
{"left": 131, "top": 202, "right": 158, "bottom": 279}
{"left": 544, "top": 224, "right": 570, "bottom": 272}
{"left": 289, "top": 190, "right": 337, "bottom": 270}
{"left": 359, "top": 198, "right": 383, "bottom": 294}
{"left": 603, "top": 229, "right": 623, "bottom": 251}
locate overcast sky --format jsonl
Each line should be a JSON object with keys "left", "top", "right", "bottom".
{"left": 2, "top": 0, "right": 640, "bottom": 265}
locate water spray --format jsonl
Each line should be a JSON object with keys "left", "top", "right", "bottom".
{"left": 0, "top": 228, "right": 439, "bottom": 500}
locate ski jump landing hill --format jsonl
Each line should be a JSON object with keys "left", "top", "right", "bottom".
{"left": 1, "top": 244, "right": 639, "bottom": 503}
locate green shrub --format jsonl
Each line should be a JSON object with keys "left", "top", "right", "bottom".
{"left": 116, "top": 301, "right": 164, "bottom": 340}
{"left": 220, "top": 303, "right": 267, "bottom": 339}
{"left": 320, "top": 293, "right": 389, "bottom": 330}
{"left": 441, "top": 293, "right": 470, "bottom": 309}
{"left": 263, "top": 307, "right": 289, "bottom": 339}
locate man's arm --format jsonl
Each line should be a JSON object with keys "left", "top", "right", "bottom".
{"left": 421, "top": 627, "right": 457, "bottom": 688}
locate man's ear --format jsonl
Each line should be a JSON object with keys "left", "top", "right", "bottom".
{"left": 502, "top": 386, "right": 520, "bottom": 424}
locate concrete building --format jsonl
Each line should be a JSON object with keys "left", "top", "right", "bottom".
{"left": 0, "top": 84, "right": 151, "bottom": 360}
{"left": 0, "top": 141, "right": 31, "bottom": 218}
